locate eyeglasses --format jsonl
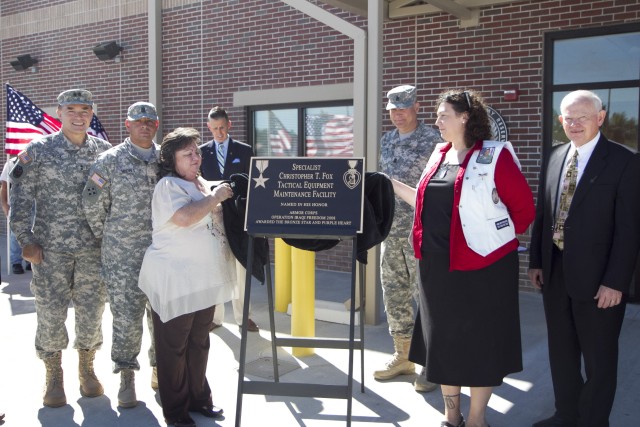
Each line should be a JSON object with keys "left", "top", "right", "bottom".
{"left": 562, "top": 114, "right": 594, "bottom": 126}
{"left": 562, "top": 115, "right": 595, "bottom": 125}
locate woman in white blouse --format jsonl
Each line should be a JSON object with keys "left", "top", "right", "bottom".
{"left": 139, "top": 127, "right": 235, "bottom": 427}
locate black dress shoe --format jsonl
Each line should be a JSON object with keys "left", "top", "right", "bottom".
{"left": 192, "top": 405, "right": 223, "bottom": 418}
{"left": 12, "top": 264, "right": 24, "bottom": 274}
{"left": 532, "top": 414, "right": 576, "bottom": 427}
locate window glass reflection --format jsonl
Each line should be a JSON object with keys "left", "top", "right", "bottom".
{"left": 305, "top": 106, "right": 354, "bottom": 157}
{"left": 553, "top": 33, "right": 640, "bottom": 84}
{"left": 254, "top": 109, "right": 299, "bottom": 156}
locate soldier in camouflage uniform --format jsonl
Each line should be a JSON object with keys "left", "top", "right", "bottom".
{"left": 82, "top": 102, "right": 160, "bottom": 408}
{"left": 10, "top": 89, "right": 112, "bottom": 407}
{"left": 376, "top": 85, "right": 441, "bottom": 392}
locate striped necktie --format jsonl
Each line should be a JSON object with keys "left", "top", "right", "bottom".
{"left": 217, "top": 143, "right": 225, "bottom": 175}
{"left": 552, "top": 151, "right": 578, "bottom": 250}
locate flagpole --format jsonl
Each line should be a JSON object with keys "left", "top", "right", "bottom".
{"left": 5, "top": 211, "right": 9, "bottom": 277}
{"left": 4, "top": 171, "right": 11, "bottom": 277}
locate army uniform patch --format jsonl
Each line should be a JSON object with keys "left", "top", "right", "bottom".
{"left": 18, "top": 151, "right": 33, "bottom": 164}
{"left": 90, "top": 172, "right": 107, "bottom": 188}
{"left": 84, "top": 172, "right": 108, "bottom": 204}
{"left": 11, "top": 151, "right": 33, "bottom": 181}
{"left": 476, "top": 147, "right": 495, "bottom": 164}
{"left": 11, "top": 164, "right": 24, "bottom": 179}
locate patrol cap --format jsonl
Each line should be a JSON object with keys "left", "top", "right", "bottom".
{"left": 127, "top": 102, "right": 158, "bottom": 121}
{"left": 386, "top": 85, "right": 417, "bottom": 110}
{"left": 57, "top": 89, "right": 94, "bottom": 106}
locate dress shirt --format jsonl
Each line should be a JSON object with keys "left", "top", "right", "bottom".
{"left": 556, "top": 132, "right": 600, "bottom": 209}
{"left": 214, "top": 138, "right": 229, "bottom": 158}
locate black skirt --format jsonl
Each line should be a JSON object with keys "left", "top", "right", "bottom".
{"left": 409, "top": 250, "right": 522, "bottom": 387}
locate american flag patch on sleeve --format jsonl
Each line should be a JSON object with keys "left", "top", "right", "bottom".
{"left": 18, "top": 151, "right": 33, "bottom": 164}
{"left": 90, "top": 172, "right": 107, "bottom": 188}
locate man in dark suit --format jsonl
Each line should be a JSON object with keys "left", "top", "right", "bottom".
{"left": 200, "top": 106, "right": 259, "bottom": 332}
{"left": 529, "top": 90, "right": 640, "bottom": 427}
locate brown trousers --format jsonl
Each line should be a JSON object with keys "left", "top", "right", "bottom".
{"left": 151, "top": 306, "right": 215, "bottom": 423}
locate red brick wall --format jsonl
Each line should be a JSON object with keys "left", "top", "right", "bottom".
{"left": 1, "top": 15, "right": 150, "bottom": 146}
{"left": 1, "top": 0, "right": 70, "bottom": 16}
{"left": 2, "top": 0, "right": 639, "bottom": 283}
{"left": 381, "top": 0, "right": 640, "bottom": 288}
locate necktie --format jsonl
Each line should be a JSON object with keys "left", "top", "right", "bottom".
{"left": 552, "top": 151, "right": 578, "bottom": 250}
{"left": 217, "top": 143, "right": 225, "bottom": 176}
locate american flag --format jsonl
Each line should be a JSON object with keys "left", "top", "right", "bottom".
{"left": 5, "top": 83, "right": 110, "bottom": 155}
{"left": 87, "top": 112, "right": 110, "bottom": 142}
{"left": 268, "top": 111, "right": 294, "bottom": 156}
{"left": 305, "top": 113, "right": 354, "bottom": 157}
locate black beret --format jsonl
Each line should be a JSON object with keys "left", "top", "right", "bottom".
{"left": 355, "top": 171, "right": 395, "bottom": 263}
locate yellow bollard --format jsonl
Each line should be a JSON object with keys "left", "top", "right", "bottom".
{"left": 291, "top": 247, "right": 315, "bottom": 357}
{"left": 274, "top": 238, "right": 292, "bottom": 313}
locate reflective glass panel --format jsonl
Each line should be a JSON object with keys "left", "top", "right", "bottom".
{"left": 305, "top": 106, "right": 354, "bottom": 157}
{"left": 253, "top": 109, "right": 299, "bottom": 156}
{"left": 553, "top": 32, "right": 640, "bottom": 84}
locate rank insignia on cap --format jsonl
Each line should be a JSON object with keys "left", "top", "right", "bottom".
{"left": 90, "top": 172, "right": 107, "bottom": 188}
{"left": 57, "top": 89, "right": 93, "bottom": 106}
{"left": 386, "top": 85, "right": 417, "bottom": 110}
{"left": 127, "top": 102, "right": 158, "bottom": 121}
{"left": 18, "top": 151, "right": 33, "bottom": 165}
{"left": 476, "top": 147, "right": 495, "bottom": 164}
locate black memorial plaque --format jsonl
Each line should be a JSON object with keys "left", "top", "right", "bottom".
{"left": 245, "top": 157, "right": 364, "bottom": 237}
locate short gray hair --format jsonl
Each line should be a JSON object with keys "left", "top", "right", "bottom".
{"left": 560, "top": 90, "right": 603, "bottom": 113}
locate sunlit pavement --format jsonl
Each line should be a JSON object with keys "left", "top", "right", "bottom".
{"left": 1, "top": 257, "right": 640, "bottom": 426}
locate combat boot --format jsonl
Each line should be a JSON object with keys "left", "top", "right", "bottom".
{"left": 118, "top": 369, "right": 137, "bottom": 408}
{"left": 373, "top": 336, "right": 415, "bottom": 380}
{"left": 43, "top": 352, "right": 66, "bottom": 407}
{"left": 78, "top": 349, "right": 104, "bottom": 397}
{"left": 414, "top": 366, "right": 438, "bottom": 392}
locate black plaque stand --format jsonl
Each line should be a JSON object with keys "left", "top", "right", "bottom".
{"left": 235, "top": 235, "right": 366, "bottom": 427}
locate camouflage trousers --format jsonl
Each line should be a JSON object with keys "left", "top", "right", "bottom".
{"left": 380, "top": 237, "right": 419, "bottom": 338}
{"left": 31, "top": 247, "right": 105, "bottom": 359}
{"left": 105, "top": 273, "right": 156, "bottom": 372}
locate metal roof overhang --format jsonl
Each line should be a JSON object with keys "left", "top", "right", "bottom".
{"left": 322, "top": 0, "right": 521, "bottom": 22}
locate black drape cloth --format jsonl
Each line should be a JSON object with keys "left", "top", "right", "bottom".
{"left": 284, "top": 171, "right": 395, "bottom": 264}
{"left": 218, "top": 173, "right": 269, "bottom": 283}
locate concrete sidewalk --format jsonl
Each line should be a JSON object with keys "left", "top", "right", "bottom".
{"left": 1, "top": 262, "right": 640, "bottom": 426}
